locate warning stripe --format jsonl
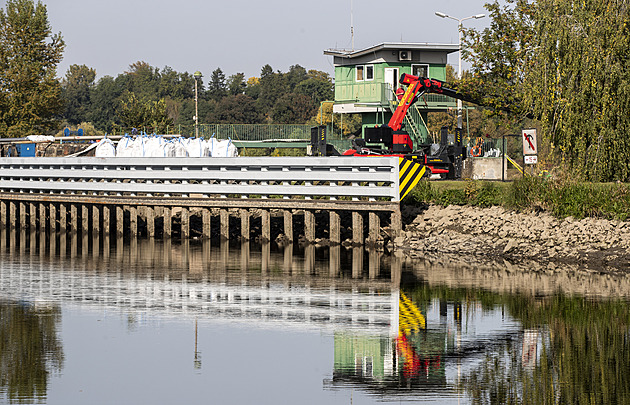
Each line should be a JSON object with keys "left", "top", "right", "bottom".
{"left": 399, "top": 157, "right": 427, "bottom": 200}
{"left": 399, "top": 292, "right": 426, "bottom": 334}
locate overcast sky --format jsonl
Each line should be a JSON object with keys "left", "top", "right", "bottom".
{"left": 9, "top": 0, "right": 495, "bottom": 81}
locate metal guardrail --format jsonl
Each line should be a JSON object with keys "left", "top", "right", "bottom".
{"left": 0, "top": 156, "right": 400, "bottom": 202}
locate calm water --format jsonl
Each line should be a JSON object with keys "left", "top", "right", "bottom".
{"left": 1, "top": 230, "right": 630, "bottom": 404}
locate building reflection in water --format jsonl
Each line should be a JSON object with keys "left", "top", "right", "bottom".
{"left": 2, "top": 228, "right": 630, "bottom": 404}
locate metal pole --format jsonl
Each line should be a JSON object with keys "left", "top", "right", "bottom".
{"left": 502, "top": 136, "right": 506, "bottom": 182}
{"left": 457, "top": 22, "right": 463, "bottom": 130}
{"left": 194, "top": 78, "right": 199, "bottom": 138}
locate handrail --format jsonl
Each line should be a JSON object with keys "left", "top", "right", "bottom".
{"left": 0, "top": 156, "right": 401, "bottom": 202}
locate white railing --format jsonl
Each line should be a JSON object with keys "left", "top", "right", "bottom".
{"left": 0, "top": 156, "right": 400, "bottom": 201}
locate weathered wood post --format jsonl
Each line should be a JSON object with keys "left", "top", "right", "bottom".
{"left": 181, "top": 207, "right": 190, "bottom": 239}
{"left": 220, "top": 209, "right": 229, "bottom": 240}
{"left": 146, "top": 206, "right": 155, "bottom": 238}
{"left": 283, "top": 210, "right": 293, "bottom": 243}
{"left": 304, "top": 210, "right": 315, "bottom": 242}
{"left": 202, "top": 208, "right": 211, "bottom": 239}
{"left": 352, "top": 211, "right": 363, "bottom": 245}
{"left": 240, "top": 209, "right": 249, "bottom": 241}
{"left": 329, "top": 211, "right": 340, "bottom": 245}
{"left": 102, "top": 206, "right": 110, "bottom": 237}
{"left": 116, "top": 206, "right": 124, "bottom": 238}
{"left": 261, "top": 210, "right": 271, "bottom": 243}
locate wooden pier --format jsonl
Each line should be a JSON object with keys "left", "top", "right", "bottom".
{"left": 0, "top": 156, "right": 403, "bottom": 244}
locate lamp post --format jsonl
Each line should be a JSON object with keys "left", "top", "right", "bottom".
{"left": 193, "top": 71, "right": 202, "bottom": 138}
{"left": 435, "top": 11, "right": 485, "bottom": 130}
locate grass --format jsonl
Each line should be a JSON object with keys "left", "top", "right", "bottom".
{"left": 405, "top": 177, "right": 630, "bottom": 221}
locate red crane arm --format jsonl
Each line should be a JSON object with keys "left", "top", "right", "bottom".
{"left": 387, "top": 74, "right": 475, "bottom": 131}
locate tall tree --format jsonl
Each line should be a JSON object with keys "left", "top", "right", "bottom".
{"left": 207, "top": 67, "right": 227, "bottom": 101}
{"left": 227, "top": 72, "right": 246, "bottom": 95}
{"left": 61, "top": 64, "right": 96, "bottom": 125}
{"left": 0, "top": 0, "right": 65, "bottom": 136}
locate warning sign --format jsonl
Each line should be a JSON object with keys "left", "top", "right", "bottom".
{"left": 522, "top": 129, "right": 537, "bottom": 155}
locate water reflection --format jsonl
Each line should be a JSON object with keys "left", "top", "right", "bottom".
{"left": 0, "top": 300, "right": 63, "bottom": 403}
{"left": 1, "top": 228, "right": 630, "bottom": 404}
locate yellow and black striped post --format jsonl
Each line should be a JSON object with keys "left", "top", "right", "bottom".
{"left": 398, "top": 157, "right": 427, "bottom": 200}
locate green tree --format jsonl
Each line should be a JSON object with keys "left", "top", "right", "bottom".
{"left": 0, "top": 0, "right": 65, "bottom": 136}
{"left": 207, "top": 67, "right": 227, "bottom": 101}
{"left": 125, "top": 61, "right": 160, "bottom": 98}
{"left": 216, "top": 94, "right": 261, "bottom": 123}
{"left": 271, "top": 93, "right": 316, "bottom": 124}
{"left": 295, "top": 70, "right": 334, "bottom": 105}
{"left": 61, "top": 64, "right": 96, "bottom": 125}
{"left": 227, "top": 72, "right": 246, "bottom": 95}
{"left": 88, "top": 75, "right": 125, "bottom": 131}
{"left": 116, "top": 92, "right": 172, "bottom": 134}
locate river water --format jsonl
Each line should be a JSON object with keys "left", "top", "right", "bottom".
{"left": 1, "top": 230, "right": 630, "bottom": 405}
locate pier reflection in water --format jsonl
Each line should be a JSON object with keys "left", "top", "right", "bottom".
{"left": 1, "top": 229, "right": 630, "bottom": 404}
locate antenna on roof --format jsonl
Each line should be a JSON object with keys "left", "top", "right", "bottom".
{"left": 351, "top": 0, "right": 354, "bottom": 51}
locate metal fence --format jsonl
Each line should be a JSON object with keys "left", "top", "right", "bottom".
{"left": 0, "top": 156, "right": 400, "bottom": 201}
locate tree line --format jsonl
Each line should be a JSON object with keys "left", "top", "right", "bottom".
{"left": 61, "top": 62, "right": 334, "bottom": 135}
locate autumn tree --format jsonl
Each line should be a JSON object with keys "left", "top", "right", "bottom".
{"left": 0, "top": 0, "right": 65, "bottom": 136}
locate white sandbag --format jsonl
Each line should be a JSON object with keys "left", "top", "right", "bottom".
{"left": 172, "top": 138, "right": 188, "bottom": 157}
{"left": 145, "top": 136, "right": 167, "bottom": 157}
{"left": 115, "top": 136, "right": 134, "bottom": 157}
{"left": 211, "top": 139, "right": 238, "bottom": 157}
{"left": 185, "top": 137, "right": 210, "bottom": 157}
{"left": 95, "top": 138, "right": 116, "bottom": 157}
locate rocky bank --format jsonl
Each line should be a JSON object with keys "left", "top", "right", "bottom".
{"left": 394, "top": 204, "right": 630, "bottom": 271}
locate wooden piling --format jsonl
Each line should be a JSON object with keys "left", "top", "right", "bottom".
{"left": 129, "top": 206, "right": 137, "bottom": 237}
{"left": 9, "top": 201, "right": 16, "bottom": 229}
{"left": 146, "top": 206, "right": 155, "bottom": 238}
{"left": 352, "top": 211, "right": 363, "bottom": 245}
{"left": 19, "top": 202, "right": 26, "bottom": 230}
{"left": 261, "top": 210, "right": 270, "bottom": 243}
{"left": 181, "top": 207, "right": 189, "bottom": 239}
{"left": 102, "top": 206, "right": 110, "bottom": 237}
{"left": 304, "top": 210, "right": 315, "bottom": 242}
{"left": 92, "top": 205, "right": 100, "bottom": 236}
{"left": 368, "top": 212, "right": 380, "bottom": 245}
{"left": 0, "top": 201, "right": 5, "bottom": 229}
{"left": 329, "top": 211, "right": 340, "bottom": 245}
{"left": 220, "top": 209, "right": 229, "bottom": 240}
{"left": 115, "top": 206, "right": 123, "bottom": 237}
{"left": 163, "top": 207, "right": 172, "bottom": 238}
{"left": 240, "top": 209, "right": 249, "bottom": 241}
{"left": 70, "top": 204, "right": 78, "bottom": 234}
{"left": 59, "top": 204, "right": 67, "bottom": 233}
{"left": 202, "top": 208, "right": 211, "bottom": 239}
{"left": 49, "top": 203, "right": 56, "bottom": 234}
{"left": 283, "top": 210, "right": 293, "bottom": 243}
{"left": 29, "top": 203, "right": 36, "bottom": 231}
{"left": 82, "top": 205, "right": 89, "bottom": 236}
{"left": 39, "top": 203, "right": 46, "bottom": 233}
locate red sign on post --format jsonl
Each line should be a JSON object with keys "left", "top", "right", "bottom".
{"left": 522, "top": 129, "right": 537, "bottom": 155}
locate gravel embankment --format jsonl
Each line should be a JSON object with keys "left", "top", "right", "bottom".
{"left": 394, "top": 204, "right": 630, "bottom": 270}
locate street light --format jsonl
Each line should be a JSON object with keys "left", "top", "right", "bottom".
{"left": 435, "top": 11, "right": 485, "bottom": 130}
{"left": 193, "top": 71, "right": 203, "bottom": 138}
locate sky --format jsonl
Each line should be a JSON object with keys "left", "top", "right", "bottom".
{"left": 8, "top": 0, "right": 495, "bottom": 81}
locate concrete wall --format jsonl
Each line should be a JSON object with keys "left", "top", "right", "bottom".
{"left": 462, "top": 157, "right": 506, "bottom": 180}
